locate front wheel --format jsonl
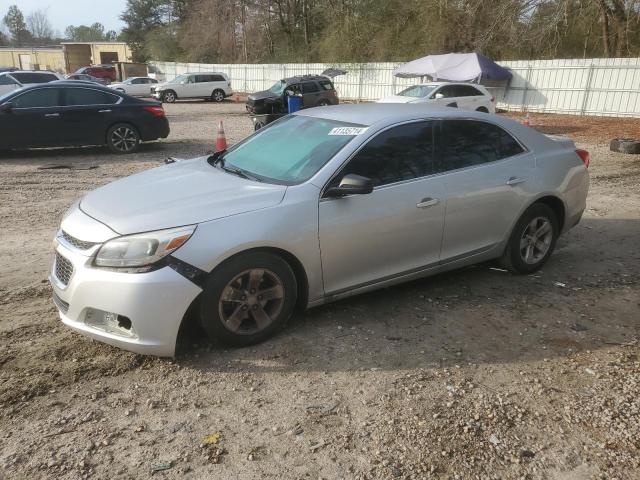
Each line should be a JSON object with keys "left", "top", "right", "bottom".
{"left": 200, "top": 252, "right": 298, "bottom": 346}
{"left": 162, "top": 90, "right": 176, "bottom": 103}
{"left": 211, "top": 89, "right": 225, "bottom": 102}
{"left": 500, "top": 203, "right": 559, "bottom": 274}
{"left": 106, "top": 123, "right": 140, "bottom": 154}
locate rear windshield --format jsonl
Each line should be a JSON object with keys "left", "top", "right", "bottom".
{"left": 397, "top": 85, "right": 436, "bottom": 98}
{"left": 218, "top": 115, "right": 364, "bottom": 185}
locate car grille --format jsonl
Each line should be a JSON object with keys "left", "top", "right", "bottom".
{"left": 52, "top": 291, "right": 69, "bottom": 314}
{"left": 54, "top": 252, "right": 74, "bottom": 286}
{"left": 61, "top": 231, "right": 97, "bottom": 250}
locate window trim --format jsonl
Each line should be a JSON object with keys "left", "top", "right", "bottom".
{"left": 10, "top": 86, "right": 65, "bottom": 109}
{"left": 434, "top": 118, "right": 529, "bottom": 175}
{"left": 320, "top": 119, "right": 438, "bottom": 199}
{"left": 62, "top": 86, "right": 123, "bottom": 107}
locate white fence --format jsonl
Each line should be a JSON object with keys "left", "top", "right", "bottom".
{"left": 149, "top": 57, "right": 640, "bottom": 118}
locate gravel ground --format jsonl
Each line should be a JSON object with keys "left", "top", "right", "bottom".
{"left": 0, "top": 102, "right": 639, "bottom": 479}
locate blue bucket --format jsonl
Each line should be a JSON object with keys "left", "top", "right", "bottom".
{"left": 287, "top": 95, "right": 303, "bottom": 113}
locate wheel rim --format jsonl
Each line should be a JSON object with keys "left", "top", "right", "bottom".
{"left": 165, "top": 92, "right": 175, "bottom": 102}
{"left": 218, "top": 268, "right": 285, "bottom": 335}
{"left": 520, "top": 216, "right": 553, "bottom": 264}
{"left": 111, "top": 126, "right": 138, "bottom": 152}
{"left": 214, "top": 91, "right": 224, "bottom": 101}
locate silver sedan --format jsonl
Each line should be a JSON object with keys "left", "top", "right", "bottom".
{"left": 51, "top": 104, "right": 589, "bottom": 356}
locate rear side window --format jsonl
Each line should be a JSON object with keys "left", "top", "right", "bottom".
{"left": 149, "top": 78, "right": 158, "bottom": 84}
{"left": 64, "top": 88, "right": 119, "bottom": 106}
{"left": 336, "top": 121, "right": 435, "bottom": 187}
{"left": 455, "top": 85, "right": 483, "bottom": 97}
{"left": 11, "top": 72, "right": 58, "bottom": 83}
{"left": 319, "top": 80, "right": 334, "bottom": 91}
{"left": 0, "top": 75, "right": 19, "bottom": 85}
{"left": 196, "top": 74, "right": 225, "bottom": 82}
{"left": 301, "top": 82, "right": 321, "bottom": 94}
{"left": 13, "top": 88, "right": 63, "bottom": 108}
{"left": 440, "top": 120, "right": 524, "bottom": 171}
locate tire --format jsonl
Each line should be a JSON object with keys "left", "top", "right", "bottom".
{"left": 610, "top": 138, "right": 640, "bottom": 154}
{"left": 500, "top": 203, "right": 559, "bottom": 274}
{"left": 254, "top": 121, "right": 265, "bottom": 131}
{"left": 211, "top": 89, "right": 225, "bottom": 102}
{"left": 106, "top": 123, "right": 140, "bottom": 154}
{"left": 199, "top": 252, "right": 298, "bottom": 347}
{"left": 476, "top": 106, "right": 489, "bottom": 113}
{"left": 317, "top": 99, "right": 330, "bottom": 107}
{"left": 162, "top": 90, "right": 177, "bottom": 103}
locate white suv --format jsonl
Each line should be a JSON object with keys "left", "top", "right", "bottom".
{"left": 377, "top": 82, "right": 496, "bottom": 113}
{"left": 0, "top": 70, "right": 63, "bottom": 97}
{"left": 152, "top": 72, "right": 232, "bottom": 103}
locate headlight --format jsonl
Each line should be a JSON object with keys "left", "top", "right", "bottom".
{"left": 95, "top": 225, "right": 196, "bottom": 268}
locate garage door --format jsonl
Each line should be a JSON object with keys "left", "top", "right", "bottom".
{"left": 19, "top": 54, "right": 31, "bottom": 70}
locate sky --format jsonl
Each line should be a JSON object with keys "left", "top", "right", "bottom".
{"left": 0, "top": 0, "right": 127, "bottom": 35}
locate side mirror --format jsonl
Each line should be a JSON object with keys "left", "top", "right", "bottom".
{"left": 434, "top": 93, "right": 444, "bottom": 99}
{"left": 0, "top": 102, "right": 13, "bottom": 113}
{"left": 324, "top": 174, "right": 373, "bottom": 198}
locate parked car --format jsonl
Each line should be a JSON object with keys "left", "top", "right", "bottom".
{"left": 65, "top": 73, "right": 108, "bottom": 85}
{"left": 0, "top": 70, "right": 63, "bottom": 96}
{"left": 49, "top": 103, "right": 589, "bottom": 356}
{"left": 109, "top": 77, "right": 158, "bottom": 97}
{"left": 151, "top": 72, "right": 232, "bottom": 103}
{"left": 377, "top": 82, "right": 496, "bottom": 113}
{"left": 246, "top": 72, "right": 341, "bottom": 114}
{"left": 0, "top": 81, "right": 169, "bottom": 154}
{"left": 75, "top": 65, "right": 116, "bottom": 84}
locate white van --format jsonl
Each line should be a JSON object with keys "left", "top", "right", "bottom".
{"left": 151, "top": 72, "right": 232, "bottom": 103}
{"left": 0, "top": 70, "right": 63, "bottom": 97}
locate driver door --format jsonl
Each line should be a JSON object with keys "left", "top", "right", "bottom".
{"left": 432, "top": 84, "right": 460, "bottom": 108}
{"left": 318, "top": 121, "right": 445, "bottom": 294}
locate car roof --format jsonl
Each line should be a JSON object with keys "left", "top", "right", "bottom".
{"left": 282, "top": 74, "right": 331, "bottom": 84}
{"left": 295, "top": 103, "right": 489, "bottom": 126}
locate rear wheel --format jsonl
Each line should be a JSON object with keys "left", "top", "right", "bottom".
{"left": 200, "top": 252, "right": 297, "bottom": 346}
{"left": 476, "top": 106, "right": 489, "bottom": 113}
{"left": 162, "top": 90, "right": 177, "bottom": 103}
{"left": 106, "top": 123, "right": 140, "bottom": 154}
{"left": 317, "top": 99, "right": 330, "bottom": 107}
{"left": 500, "top": 203, "right": 559, "bottom": 274}
{"left": 211, "top": 89, "right": 225, "bottom": 102}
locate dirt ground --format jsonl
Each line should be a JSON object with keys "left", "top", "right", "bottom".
{"left": 0, "top": 102, "right": 639, "bottom": 480}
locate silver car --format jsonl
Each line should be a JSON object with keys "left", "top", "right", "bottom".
{"left": 50, "top": 104, "right": 589, "bottom": 356}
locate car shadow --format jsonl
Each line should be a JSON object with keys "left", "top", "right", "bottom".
{"left": 175, "top": 216, "right": 640, "bottom": 374}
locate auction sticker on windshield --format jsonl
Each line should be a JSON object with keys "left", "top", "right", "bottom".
{"left": 328, "top": 127, "right": 368, "bottom": 136}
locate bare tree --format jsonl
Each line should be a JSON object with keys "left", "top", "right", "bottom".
{"left": 26, "top": 8, "right": 54, "bottom": 40}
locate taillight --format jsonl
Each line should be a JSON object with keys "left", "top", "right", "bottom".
{"left": 143, "top": 105, "right": 165, "bottom": 117}
{"left": 576, "top": 148, "right": 590, "bottom": 168}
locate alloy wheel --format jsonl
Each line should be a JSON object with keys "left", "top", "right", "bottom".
{"left": 110, "top": 126, "right": 138, "bottom": 153}
{"left": 519, "top": 216, "right": 553, "bottom": 264}
{"left": 218, "top": 268, "right": 285, "bottom": 335}
{"left": 213, "top": 91, "right": 224, "bottom": 102}
{"left": 164, "top": 92, "right": 175, "bottom": 102}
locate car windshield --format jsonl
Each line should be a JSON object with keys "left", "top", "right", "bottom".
{"left": 397, "top": 85, "right": 437, "bottom": 98}
{"left": 169, "top": 74, "right": 188, "bottom": 84}
{"left": 268, "top": 80, "right": 286, "bottom": 95}
{"left": 218, "top": 115, "right": 365, "bottom": 185}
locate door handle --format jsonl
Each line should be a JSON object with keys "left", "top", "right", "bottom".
{"left": 44, "top": 113, "right": 60, "bottom": 117}
{"left": 416, "top": 197, "right": 440, "bottom": 209}
{"left": 98, "top": 109, "right": 112, "bottom": 113}
{"left": 506, "top": 176, "right": 527, "bottom": 186}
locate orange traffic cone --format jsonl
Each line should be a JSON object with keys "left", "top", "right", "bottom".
{"left": 215, "top": 120, "right": 227, "bottom": 152}
{"left": 235, "top": 93, "right": 240, "bottom": 103}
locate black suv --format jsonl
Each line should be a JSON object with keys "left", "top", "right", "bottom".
{"left": 246, "top": 74, "right": 340, "bottom": 114}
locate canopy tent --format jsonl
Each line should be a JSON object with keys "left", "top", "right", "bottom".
{"left": 392, "top": 53, "right": 511, "bottom": 84}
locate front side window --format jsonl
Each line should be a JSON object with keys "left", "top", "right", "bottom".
{"left": 64, "top": 88, "right": 119, "bottom": 106}
{"left": 334, "top": 121, "right": 435, "bottom": 187}
{"left": 434, "top": 85, "right": 457, "bottom": 98}
{"left": 397, "top": 85, "right": 436, "bottom": 98}
{"left": 440, "top": 120, "right": 525, "bottom": 172}
{"left": 218, "top": 115, "right": 362, "bottom": 184}
{"left": 131, "top": 78, "right": 145, "bottom": 84}
{"left": 12, "top": 88, "right": 63, "bottom": 108}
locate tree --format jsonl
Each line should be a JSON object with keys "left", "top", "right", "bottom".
{"left": 3, "top": 5, "right": 28, "bottom": 46}
{"left": 65, "top": 23, "right": 108, "bottom": 41}
{"left": 120, "top": 0, "right": 167, "bottom": 61}
{"left": 26, "top": 9, "right": 54, "bottom": 41}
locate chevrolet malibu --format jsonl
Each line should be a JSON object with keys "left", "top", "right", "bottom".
{"left": 50, "top": 104, "right": 589, "bottom": 356}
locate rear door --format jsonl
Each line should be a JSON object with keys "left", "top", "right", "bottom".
{"left": 436, "top": 119, "right": 534, "bottom": 262}
{"left": 455, "top": 85, "right": 484, "bottom": 110}
{"left": 3, "top": 87, "right": 65, "bottom": 147}
{"left": 301, "top": 81, "right": 322, "bottom": 107}
{"left": 128, "top": 78, "right": 148, "bottom": 96}
{"left": 59, "top": 87, "right": 121, "bottom": 145}
{"left": 194, "top": 74, "right": 213, "bottom": 97}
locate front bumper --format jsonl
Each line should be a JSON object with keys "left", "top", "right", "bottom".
{"left": 50, "top": 234, "right": 201, "bottom": 357}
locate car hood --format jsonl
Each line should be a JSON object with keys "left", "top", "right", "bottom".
{"left": 80, "top": 157, "right": 287, "bottom": 235}
{"left": 248, "top": 90, "right": 279, "bottom": 102}
{"left": 376, "top": 95, "right": 421, "bottom": 104}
